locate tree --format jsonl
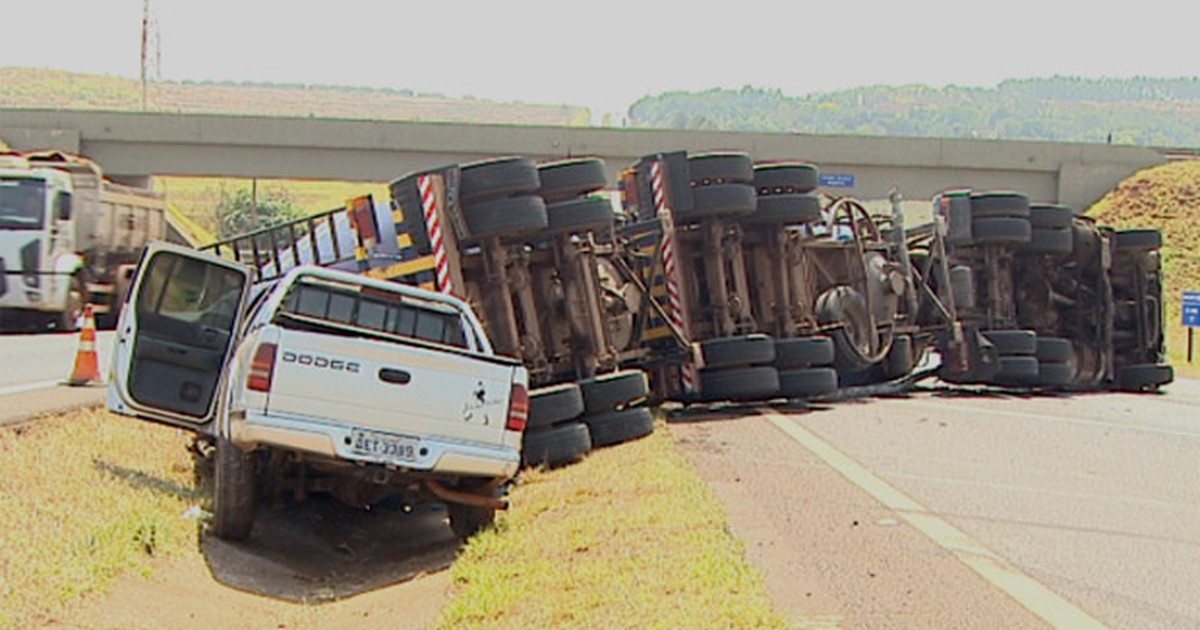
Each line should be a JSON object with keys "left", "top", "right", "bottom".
{"left": 213, "top": 184, "right": 303, "bottom": 239}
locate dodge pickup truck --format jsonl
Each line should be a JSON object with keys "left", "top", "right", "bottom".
{"left": 108, "top": 242, "right": 529, "bottom": 541}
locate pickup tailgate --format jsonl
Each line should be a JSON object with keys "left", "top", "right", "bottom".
{"left": 266, "top": 327, "right": 515, "bottom": 446}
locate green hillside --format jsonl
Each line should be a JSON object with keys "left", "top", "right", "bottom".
{"left": 629, "top": 78, "right": 1200, "bottom": 146}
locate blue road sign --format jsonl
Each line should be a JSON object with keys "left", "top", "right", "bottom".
{"left": 1184, "top": 290, "right": 1200, "bottom": 327}
{"left": 819, "top": 173, "right": 856, "bottom": 188}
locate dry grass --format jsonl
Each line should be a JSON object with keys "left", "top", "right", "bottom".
{"left": 436, "top": 420, "right": 787, "bottom": 630}
{"left": 0, "top": 408, "right": 199, "bottom": 627}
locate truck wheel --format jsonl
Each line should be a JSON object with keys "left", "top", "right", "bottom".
{"left": 700, "top": 334, "right": 776, "bottom": 369}
{"left": 746, "top": 194, "right": 822, "bottom": 225}
{"left": 446, "top": 480, "right": 499, "bottom": 540}
{"left": 883, "top": 334, "right": 915, "bottom": 378}
{"left": 582, "top": 407, "right": 655, "bottom": 448}
{"left": 679, "top": 184, "right": 756, "bottom": 220}
{"left": 541, "top": 197, "right": 614, "bottom": 237}
{"left": 1035, "top": 337, "right": 1074, "bottom": 363}
{"left": 971, "top": 217, "right": 1032, "bottom": 245}
{"left": 981, "top": 330, "right": 1036, "bottom": 356}
{"left": 816, "top": 287, "right": 875, "bottom": 372}
{"left": 536, "top": 158, "right": 608, "bottom": 203}
{"left": 462, "top": 195, "right": 548, "bottom": 240}
{"left": 528, "top": 383, "right": 585, "bottom": 430}
{"left": 211, "top": 438, "right": 257, "bottom": 541}
{"left": 774, "top": 336, "right": 835, "bottom": 369}
{"left": 521, "top": 421, "right": 592, "bottom": 468}
{"left": 1029, "top": 204, "right": 1074, "bottom": 229}
{"left": 1115, "top": 363, "right": 1173, "bottom": 392}
{"left": 1113, "top": 229, "right": 1162, "bottom": 252}
{"left": 778, "top": 367, "right": 838, "bottom": 399}
{"left": 688, "top": 152, "right": 754, "bottom": 185}
{"left": 993, "top": 355, "right": 1039, "bottom": 383}
{"left": 970, "top": 191, "right": 1030, "bottom": 219}
{"left": 753, "top": 162, "right": 819, "bottom": 195}
{"left": 578, "top": 370, "right": 650, "bottom": 415}
{"left": 699, "top": 366, "right": 780, "bottom": 402}
{"left": 1034, "top": 361, "right": 1076, "bottom": 387}
{"left": 459, "top": 156, "right": 540, "bottom": 204}
{"left": 1022, "top": 227, "right": 1073, "bottom": 256}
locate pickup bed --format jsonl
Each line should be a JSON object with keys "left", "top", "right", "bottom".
{"left": 108, "top": 242, "right": 529, "bottom": 541}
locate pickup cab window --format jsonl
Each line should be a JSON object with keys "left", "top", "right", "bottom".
{"left": 276, "top": 276, "right": 469, "bottom": 349}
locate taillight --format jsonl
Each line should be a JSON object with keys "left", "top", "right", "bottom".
{"left": 506, "top": 382, "right": 528, "bottom": 432}
{"left": 247, "top": 343, "right": 277, "bottom": 392}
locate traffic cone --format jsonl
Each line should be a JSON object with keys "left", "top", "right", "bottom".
{"left": 67, "top": 304, "right": 101, "bottom": 386}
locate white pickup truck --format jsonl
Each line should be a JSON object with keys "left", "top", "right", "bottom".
{"left": 107, "top": 242, "right": 529, "bottom": 541}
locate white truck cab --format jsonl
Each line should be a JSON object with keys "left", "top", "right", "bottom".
{"left": 108, "top": 242, "right": 529, "bottom": 541}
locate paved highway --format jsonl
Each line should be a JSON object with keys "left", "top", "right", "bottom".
{"left": 673, "top": 379, "right": 1200, "bottom": 628}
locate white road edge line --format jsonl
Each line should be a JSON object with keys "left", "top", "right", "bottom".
{"left": 0, "top": 380, "right": 66, "bottom": 397}
{"left": 759, "top": 408, "right": 1108, "bottom": 630}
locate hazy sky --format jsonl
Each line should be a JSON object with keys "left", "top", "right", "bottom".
{"left": 4, "top": 0, "right": 1198, "bottom": 115}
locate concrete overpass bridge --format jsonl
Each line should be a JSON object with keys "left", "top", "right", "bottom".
{"left": 0, "top": 108, "right": 1166, "bottom": 210}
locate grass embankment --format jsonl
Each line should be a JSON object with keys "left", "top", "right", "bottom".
{"left": 1088, "top": 160, "right": 1200, "bottom": 378}
{"left": 0, "top": 409, "right": 199, "bottom": 627}
{"left": 437, "top": 421, "right": 786, "bottom": 629}
{"left": 1, "top": 408, "right": 784, "bottom": 628}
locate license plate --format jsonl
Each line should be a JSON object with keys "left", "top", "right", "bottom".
{"left": 350, "top": 429, "right": 420, "bottom": 464}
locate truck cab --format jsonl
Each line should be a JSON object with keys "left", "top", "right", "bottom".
{"left": 0, "top": 154, "right": 82, "bottom": 330}
{"left": 108, "top": 242, "right": 529, "bottom": 541}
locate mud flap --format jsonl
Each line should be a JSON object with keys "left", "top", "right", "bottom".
{"left": 937, "top": 327, "right": 1001, "bottom": 383}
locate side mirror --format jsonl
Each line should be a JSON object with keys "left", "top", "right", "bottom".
{"left": 56, "top": 192, "right": 72, "bottom": 221}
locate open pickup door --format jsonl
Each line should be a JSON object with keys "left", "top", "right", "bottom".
{"left": 108, "top": 242, "right": 252, "bottom": 435}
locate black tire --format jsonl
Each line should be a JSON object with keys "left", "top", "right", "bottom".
{"left": 679, "top": 184, "right": 756, "bottom": 220}
{"left": 883, "top": 334, "right": 915, "bottom": 378}
{"left": 688, "top": 152, "right": 754, "bottom": 185}
{"left": 1035, "top": 337, "right": 1074, "bottom": 363}
{"left": 1029, "top": 204, "right": 1074, "bottom": 229}
{"left": 993, "top": 355, "right": 1039, "bottom": 383}
{"left": 521, "top": 421, "right": 592, "bottom": 468}
{"left": 746, "top": 194, "right": 822, "bottom": 225}
{"left": 1115, "top": 363, "right": 1173, "bottom": 392}
{"left": 446, "top": 480, "right": 498, "bottom": 540}
{"left": 753, "top": 162, "right": 819, "bottom": 194}
{"left": 778, "top": 367, "right": 838, "bottom": 399}
{"left": 211, "top": 439, "right": 257, "bottom": 541}
{"left": 1113, "top": 229, "right": 1162, "bottom": 251}
{"left": 815, "top": 286, "right": 875, "bottom": 372}
{"left": 1023, "top": 227, "right": 1073, "bottom": 255}
{"left": 578, "top": 370, "right": 650, "bottom": 415}
{"left": 981, "top": 330, "right": 1037, "bottom": 356}
{"left": 1034, "top": 361, "right": 1075, "bottom": 387}
{"left": 582, "top": 407, "right": 655, "bottom": 448}
{"left": 541, "top": 197, "right": 614, "bottom": 237}
{"left": 699, "top": 366, "right": 780, "bottom": 402}
{"left": 971, "top": 217, "right": 1032, "bottom": 245}
{"left": 462, "top": 195, "right": 548, "bottom": 240}
{"left": 459, "top": 157, "right": 540, "bottom": 204}
{"left": 774, "top": 336, "right": 835, "bottom": 369}
{"left": 536, "top": 158, "right": 608, "bottom": 203}
{"left": 700, "top": 334, "right": 776, "bottom": 369}
{"left": 527, "top": 383, "right": 585, "bottom": 430}
{"left": 970, "top": 191, "right": 1030, "bottom": 219}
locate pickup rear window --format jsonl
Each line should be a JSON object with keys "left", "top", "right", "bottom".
{"left": 275, "top": 277, "right": 469, "bottom": 349}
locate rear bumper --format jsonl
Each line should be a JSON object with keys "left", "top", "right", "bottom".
{"left": 230, "top": 410, "right": 520, "bottom": 479}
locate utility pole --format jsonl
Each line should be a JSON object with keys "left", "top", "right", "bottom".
{"left": 140, "top": 0, "right": 148, "bottom": 111}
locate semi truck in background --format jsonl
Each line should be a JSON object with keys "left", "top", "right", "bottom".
{"left": 0, "top": 151, "right": 169, "bottom": 331}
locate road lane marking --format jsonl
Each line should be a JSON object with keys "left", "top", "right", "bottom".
{"left": 0, "top": 380, "right": 65, "bottom": 396}
{"left": 900, "top": 399, "right": 1200, "bottom": 440}
{"left": 760, "top": 408, "right": 1108, "bottom": 630}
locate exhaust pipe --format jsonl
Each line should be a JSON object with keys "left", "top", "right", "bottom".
{"left": 426, "top": 479, "right": 508, "bottom": 510}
